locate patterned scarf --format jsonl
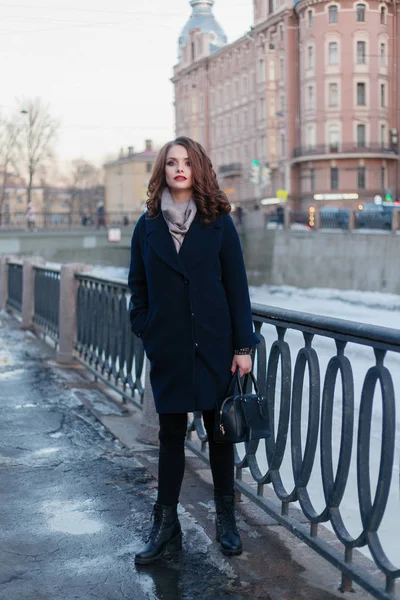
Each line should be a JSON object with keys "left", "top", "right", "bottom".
{"left": 161, "top": 187, "right": 197, "bottom": 253}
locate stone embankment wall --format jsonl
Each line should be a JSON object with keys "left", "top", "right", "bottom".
{"left": 1, "top": 226, "right": 399, "bottom": 294}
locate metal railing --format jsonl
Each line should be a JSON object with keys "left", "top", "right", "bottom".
{"left": 293, "top": 144, "right": 398, "bottom": 159}
{"left": 187, "top": 304, "right": 400, "bottom": 599}
{"left": 0, "top": 211, "right": 142, "bottom": 231}
{"left": 6, "top": 261, "right": 23, "bottom": 312}
{"left": 33, "top": 266, "right": 61, "bottom": 341}
{"left": 5, "top": 258, "right": 399, "bottom": 598}
{"left": 75, "top": 273, "right": 145, "bottom": 408}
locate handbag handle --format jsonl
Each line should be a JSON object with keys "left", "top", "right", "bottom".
{"left": 235, "top": 370, "right": 260, "bottom": 398}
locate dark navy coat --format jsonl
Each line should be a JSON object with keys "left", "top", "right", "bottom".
{"left": 128, "top": 211, "right": 258, "bottom": 414}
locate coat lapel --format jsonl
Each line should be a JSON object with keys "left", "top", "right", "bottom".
{"left": 179, "top": 213, "right": 223, "bottom": 273}
{"left": 145, "top": 213, "right": 188, "bottom": 277}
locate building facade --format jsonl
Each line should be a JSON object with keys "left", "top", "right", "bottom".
{"left": 172, "top": 0, "right": 400, "bottom": 211}
{"left": 104, "top": 140, "right": 158, "bottom": 214}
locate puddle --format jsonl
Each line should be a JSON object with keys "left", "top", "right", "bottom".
{"left": 0, "top": 351, "right": 13, "bottom": 366}
{"left": 49, "top": 431, "right": 63, "bottom": 439}
{"left": 0, "top": 368, "right": 25, "bottom": 380}
{"left": 15, "top": 403, "right": 37, "bottom": 409}
{"left": 34, "top": 448, "right": 61, "bottom": 456}
{"left": 41, "top": 500, "right": 103, "bottom": 535}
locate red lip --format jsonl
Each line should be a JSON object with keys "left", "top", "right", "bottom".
{"left": 174, "top": 176, "right": 187, "bottom": 181}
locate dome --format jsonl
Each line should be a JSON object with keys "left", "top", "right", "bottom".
{"left": 178, "top": 0, "right": 227, "bottom": 60}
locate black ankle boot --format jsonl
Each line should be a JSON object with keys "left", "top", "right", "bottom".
{"left": 134, "top": 503, "right": 182, "bottom": 565}
{"left": 215, "top": 495, "right": 242, "bottom": 556}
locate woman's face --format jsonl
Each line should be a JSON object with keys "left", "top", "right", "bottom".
{"left": 165, "top": 144, "right": 193, "bottom": 193}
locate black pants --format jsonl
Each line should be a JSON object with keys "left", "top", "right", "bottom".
{"left": 157, "top": 410, "right": 234, "bottom": 506}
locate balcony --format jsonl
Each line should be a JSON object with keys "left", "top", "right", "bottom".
{"left": 218, "top": 163, "right": 242, "bottom": 177}
{"left": 293, "top": 143, "right": 398, "bottom": 160}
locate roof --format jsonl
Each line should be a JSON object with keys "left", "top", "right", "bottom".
{"left": 104, "top": 149, "right": 158, "bottom": 169}
{"left": 179, "top": 0, "right": 227, "bottom": 59}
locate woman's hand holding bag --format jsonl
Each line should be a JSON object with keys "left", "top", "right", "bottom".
{"left": 214, "top": 371, "right": 271, "bottom": 444}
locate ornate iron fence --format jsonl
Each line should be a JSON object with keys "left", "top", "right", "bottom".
{"left": 33, "top": 266, "right": 61, "bottom": 340}
{"left": 75, "top": 273, "right": 145, "bottom": 409}
{"left": 6, "top": 261, "right": 23, "bottom": 312}
{"left": 187, "top": 304, "right": 400, "bottom": 600}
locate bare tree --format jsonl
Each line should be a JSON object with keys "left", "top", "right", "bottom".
{"left": 68, "top": 159, "right": 104, "bottom": 218}
{"left": 0, "top": 113, "right": 21, "bottom": 222}
{"left": 17, "top": 98, "right": 59, "bottom": 205}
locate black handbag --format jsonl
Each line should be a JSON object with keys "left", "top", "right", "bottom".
{"left": 214, "top": 371, "right": 271, "bottom": 443}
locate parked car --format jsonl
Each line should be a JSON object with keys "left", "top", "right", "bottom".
{"left": 355, "top": 203, "right": 400, "bottom": 230}
{"left": 320, "top": 207, "right": 350, "bottom": 229}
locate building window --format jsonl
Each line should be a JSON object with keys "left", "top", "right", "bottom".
{"left": 328, "top": 82, "right": 339, "bottom": 107}
{"left": 308, "top": 86, "right": 315, "bottom": 110}
{"left": 357, "top": 124, "right": 366, "bottom": 147}
{"left": 380, "top": 43, "right": 386, "bottom": 67}
{"left": 308, "top": 45, "right": 314, "bottom": 70}
{"left": 380, "top": 83, "right": 386, "bottom": 107}
{"left": 269, "top": 0, "right": 274, "bottom": 14}
{"left": 280, "top": 57, "right": 285, "bottom": 79}
{"left": 279, "top": 24, "right": 284, "bottom": 41}
{"left": 329, "top": 42, "right": 338, "bottom": 65}
{"left": 356, "top": 3, "right": 365, "bottom": 21}
{"left": 308, "top": 9, "right": 313, "bottom": 26}
{"left": 269, "top": 59, "right": 276, "bottom": 80}
{"left": 259, "top": 58, "right": 265, "bottom": 83}
{"left": 357, "top": 167, "right": 366, "bottom": 189}
{"left": 328, "top": 123, "right": 340, "bottom": 150}
{"left": 329, "top": 5, "right": 338, "bottom": 23}
{"left": 306, "top": 123, "right": 316, "bottom": 148}
{"left": 310, "top": 168, "right": 315, "bottom": 191}
{"left": 381, "top": 166, "right": 386, "bottom": 188}
{"left": 331, "top": 167, "right": 339, "bottom": 190}
{"left": 146, "top": 163, "right": 152, "bottom": 173}
{"left": 280, "top": 133, "right": 286, "bottom": 156}
{"left": 279, "top": 94, "right": 285, "bottom": 111}
{"left": 357, "top": 82, "right": 366, "bottom": 106}
{"left": 357, "top": 41, "right": 366, "bottom": 64}
{"left": 380, "top": 124, "right": 386, "bottom": 147}
{"left": 260, "top": 97, "right": 266, "bottom": 120}
{"left": 242, "top": 75, "right": 248, "bottom": 94}
{"left": 380, "top": 6, "right": 386, "bottom": 24}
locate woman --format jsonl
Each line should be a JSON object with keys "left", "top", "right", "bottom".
{"left": 128, "top": 137, "right": 258, "bottom": 565}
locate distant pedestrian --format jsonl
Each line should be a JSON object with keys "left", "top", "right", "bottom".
{"left": 96, "top": 202, "right": 106, "bottom": 229}
{"left": 129, "top": 136, "right": 258, "bottom": 565}
{"left": 235, "top": 205, "right": 244, "bottom": 230}
{"left": 25, "top": 202, "right": 36, "bottom": 231}
{"left": 276, "top": 205, "right": 284, "bottom": 228}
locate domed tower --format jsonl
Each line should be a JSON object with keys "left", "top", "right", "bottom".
{"left": 178, "top": 0, "right": 227, "bottom": 64}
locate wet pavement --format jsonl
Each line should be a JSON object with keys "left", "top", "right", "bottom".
{"left": 0, "top": 312, "right": 372, "bottom": 600}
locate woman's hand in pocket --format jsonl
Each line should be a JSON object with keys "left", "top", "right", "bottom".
{"left": 231, "top": 354, "right": 252, "bottom": 377}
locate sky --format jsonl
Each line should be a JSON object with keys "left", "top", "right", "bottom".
{"left": 0, "top": 0, "right": 253, "bottom": 168}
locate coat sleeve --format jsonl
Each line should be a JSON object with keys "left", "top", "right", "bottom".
{"left": 128, "top": 217, "right": 148, "bottom": 337}
{"left": 220, "top": 215, "right": 259, "bottom": 349}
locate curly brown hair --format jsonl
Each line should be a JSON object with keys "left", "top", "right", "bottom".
{"left": 146, "top": 136, "right": 231, "bottom": 224}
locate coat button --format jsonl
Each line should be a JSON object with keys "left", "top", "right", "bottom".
{"left": 183, "top": 277, "right": 189, "bottom": 284}
{"left": 195, "top": 343, "right": 199, "bottom": 348}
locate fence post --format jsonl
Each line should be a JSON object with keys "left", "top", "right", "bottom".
{"left": 57, "top": 263, "right": 87, "bottom": 364}
{"left": 348, "top": 210, "right": 355, "bottom": 232}
{"left": 0, "top": 256, "right": 9, "bottom": 310}
{"left": 284, "top": 206, "right": 291, "bottom": 229}
{"left": 137, "top": 358, "right": 159, "bottom": 446}
{"left": 391, "top": 208, "right": 400, "bottom": 233}
{"left": 21, "top": 260, "right": 44, "bottom": 331}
